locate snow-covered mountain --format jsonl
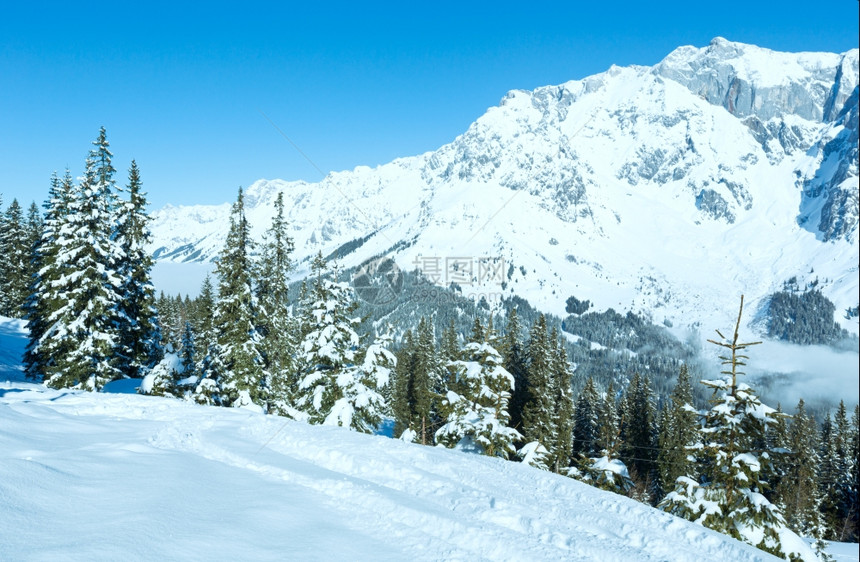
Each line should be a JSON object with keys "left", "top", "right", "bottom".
{"left": 0, "top": 317, "right": 815, "bottom": 560}
{"left": 150, "top": 38, "right": 859, "bottom": 334}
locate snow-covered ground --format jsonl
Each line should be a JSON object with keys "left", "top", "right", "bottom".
{"left": 0, "top": 317, "right": 855, "bottom": 561}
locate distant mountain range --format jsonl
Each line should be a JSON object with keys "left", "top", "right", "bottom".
{"left": 150, "top": 38, "right": 859, "bottom": 335}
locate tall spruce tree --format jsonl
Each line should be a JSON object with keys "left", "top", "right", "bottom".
{"left": 0, "top": 194, "right": 4, "bottom": 304}
{"left": 0, "top": 199, "right": 29, "bottom": 317}
{"left": 25, "top": 202, "right": 42, "bottom": 249}
{"left": 179, "top": 321, "right": 198, "bottom": 386}
{"left": 344, "top": 326, "right": 396, "bottom": 432}
{"left": 848, "top": 405, "right": 859, "bottom": 542}
{"left": 659, "top": 297, "right": 813, "bottom": 560}
{"left": 24, "top": 202, "right": 42, "bottom": 306}
{"left": 766, "top": 403, "right": 791, "bottom": 501}
{"left": 598, "top": 382, "right": 621, "bottom": 455}
{"left": 656, "top": 365, "right": 699, "bottom": 493}
{"left": 393, "top": 329, "right": 417, "bottom": 437}
{"left": 23, "top": 171, "right": 73, "bottom": 380}
{"left": 296, "top": 253, "right": 359, "bottom": 421}
{"left": 572, "top": 377, "right": 601, "bottom": 457}
{"left": 58, "top": 131, "right": 124, "bottom": 389}
{"left": 115, "top": 160, "right": 161, "bottom": 378}
{"left": 188, "top": 275, "right": 217, "bottom": 395}
{"left": 393, "top": 316, "right": 443, "bottom": 443}
{"left": 547, "top": 332, "right": 575, "bottom": 472}
{"left": 37, "top": 131, "right": 125, "bottom": 390}
{"left": 0, "top": 194, "right": 5, "bottom": 314}
{"left": 391, "top": 330, "right": 414, "bottom": 437}
{"left": 193, "top": 276, "right": 215, "bottom": 348}
{"left": 777, "top": 399, "right": 829, "bottom": 545}
{"left": 256, "top": 191, "right": 298, "bottom": 417}
{"left": 572, "top": 379, "right": 634, "bottom": 494}
{"left": 209, "top": 187, "right": 265, "bottom": 407}
{"left": 417, "top": 316, "right": 445, "bottom": 443}
{"left": 520, "top": 314, "right": 554, "bottom": 457}
{"left": 500, "top": 306, "right": 528, "bottom": 435}
{"left": 620, "top": 372, "right": 659, "bottom": 501}
{"left": 820, "top": 400, "right": 854, "bottom": 540}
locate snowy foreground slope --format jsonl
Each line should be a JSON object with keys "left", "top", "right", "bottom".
{"left": 1, "top": 389, "right": 779, "bottom": 561}
{"left": 1, "top": 386, "right": 778, "bottom": 562}
{"left": 0, "top": 319, "right": 777, "bottom": 561}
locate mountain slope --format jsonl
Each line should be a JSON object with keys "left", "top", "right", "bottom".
{"left": 0, "top": 316, "right": 782, "bottom": 561}
{"left": 150, "top": 38, "right": 859, "bottom": 335}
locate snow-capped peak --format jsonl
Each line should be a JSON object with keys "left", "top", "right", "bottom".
{"left": 149, "top": 39, "right": 859, "bottom": 336}
{"left": 655, "top": 37, "right": 857, "bottom": 122}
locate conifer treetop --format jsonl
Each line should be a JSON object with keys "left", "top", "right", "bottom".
{"left": 705, "top": 295, "right": 762, "bottom": 391}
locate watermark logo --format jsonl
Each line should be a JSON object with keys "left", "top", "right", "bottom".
{"left": 352, "top": 256, "right": 404, "bottom": 305}
{"left": 352, "top": 254, "right": 507, "bottom": 305}
{"left": 412, "top": 255, "right": 506, "bottom": 287}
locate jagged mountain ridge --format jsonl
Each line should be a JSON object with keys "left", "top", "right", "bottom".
{"left": 150, "top": 38, "right": 860, "bottom": 334}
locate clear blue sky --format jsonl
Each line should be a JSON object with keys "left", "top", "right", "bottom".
{"left": 1, "top": 1, "right": 857, "bottom": 210}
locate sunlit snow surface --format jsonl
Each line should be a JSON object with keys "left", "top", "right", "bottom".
{"left": 0, "top": 317, "right": 804, "bottom": 561}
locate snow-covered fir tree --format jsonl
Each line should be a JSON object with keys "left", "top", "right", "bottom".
{"left": 25, "top": 202, "right": 42, "bottom": 251}
{"left": 848, "top": 405, "right": 860, "bottom": 542}
{"left": 436, "top": 318, "right": 521, "bottom": 458}
{"left": 335, "top": 325, "right": 395, "bottom": 433}
{"left": 296, "top": 252, "right": 357, "bottom": 420}
{"left": 0, "top": 198, "right": 29, "bottom": 317}
{"left": 115, "top": 160, "right": 161, "bottom": 378}
{"left": 439, "top": 317, "right": 460, "bottom": 362}
{"left": 23, "top": 172, "right": 72, "bottom": 379}
{"left": 24, "top": 202, "right": 42, "bottom": 305}
{"left": 296, "top": 253, "right": 391, "bottom": 432}
{"left": 393, "top": 316, "right": 444, "bottom": 444}
{"left": 547, "top": 330, "right": 574, "bottom": 472}
{"left": 255, "top": 191, "right": 299, "bottom": 417}
{"left": 659, "top": 296, "right": 817, "bottom": 561}
{"left": 35, "top": 130, "right": 126, "bottom": 390}
{"left": 572, "top": 377, "right": 601, "bottom": 458}
{"left": 193, "top": 275, "right": 216, "bottom": 355}
{"left": 519, "top": 314, "right": 554, "bottom": 464}
{"left": 620, "top": 372, "right": 659, "bottom": 500}
{"left": 0, "top": 193, "right": 5, "bottom": 313}
{"left": 500, "top": 306, "right": 528, "bottom": 435}
{"left": 178, "top": 321, "right": 199, "bottom": 389}
{"left": 819, "top": 400, "right": 854, "bottom": 540}
{"left": 205, "top": 187, "right": 265, "bottom": 408}
{"left": 570, "top": 377, "right": 632, "bottom": 492}
{"left": 657, "top": 365, "right": 699, "bottom": 493}
{"left": 139, "top": 340, "right": 190, "bottom": 399}
{"left": 417, "top": 316, "right": 446, "bottom": 441}
{"left": 776, "top": 399, "right": 830, "bottom": 555}
{"left": 765, "top": 403, "right": 792, "bottom": 520}
{"left": 392, "top": 329, "right": 418, "bottom": 438}
{"left": 190, "top": 279, "right": 223, "bottom": 405}
{"left": 597, "top": 382, "right": 621, "bottom": 457}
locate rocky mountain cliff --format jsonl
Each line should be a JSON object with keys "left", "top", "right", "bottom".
{"left": 150, "top": 38, "right": 859, "bottom": 335}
